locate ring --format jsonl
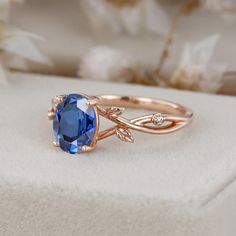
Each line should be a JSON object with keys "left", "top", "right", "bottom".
{"left": 48, "top": 93, "right": 193, "bottom": 154}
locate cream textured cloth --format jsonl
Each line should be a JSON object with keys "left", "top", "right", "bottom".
{"left": 0, "top": 73, "right": 236, "bottom": 236}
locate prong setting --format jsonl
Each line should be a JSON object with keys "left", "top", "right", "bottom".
{"left": 52, "top": 95, "right": 66, "bottom": 110}
{"left": 48, "top": 108, "right": 54, "bottom": 120}
{"left": 53, "top": 141, "right": 59, "bottom": 147}
{"left": 81, "top": 145, "right": 95, "bottom": 153}
{"left": 87, "top": 96, "right": 99, "bottom": 106}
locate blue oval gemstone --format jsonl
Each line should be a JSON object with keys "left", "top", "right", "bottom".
{"left": 53, "top": 94, "right": 97, "bottom": 154}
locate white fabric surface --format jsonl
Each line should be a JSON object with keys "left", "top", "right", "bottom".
{"left": 0, "top": 73, "right": 236, "bottom": 236}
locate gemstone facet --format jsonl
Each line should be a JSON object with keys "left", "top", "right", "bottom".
{"left": 53, "top": 94, "right": 97, "bottom": 154}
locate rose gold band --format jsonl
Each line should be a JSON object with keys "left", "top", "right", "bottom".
{"left": 95, "top": 95, "right": 193, "bottom": 142}
{"left": 49, "top": 94, "right": 193, "bottom": 153}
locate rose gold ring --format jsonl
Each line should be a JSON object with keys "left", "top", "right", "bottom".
{"left": 48, "top": 93, "right": 193, "bottom": 154}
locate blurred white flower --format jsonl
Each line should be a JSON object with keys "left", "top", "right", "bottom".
{"left": 80, "top": 0, "right": 169, "bottom": 35}
{"left": 170, "top": 35, "right": 226, "bottom": 93}
{"left": 0, "top": 22, "right": 52, "bottom": 85}
{"left": 201, "top": 0, "right": 236, "bottom": 19}
{"left": 0, "top": 0, "right": 52, "bottom": 85}
{"left": 0, "top": 27, "right": 52, "bottom": 65}
{"left": 78, "top": 46, "right": 136, "bottom": 81}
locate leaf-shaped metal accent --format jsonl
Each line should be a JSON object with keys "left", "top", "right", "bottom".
{"left": 116, "top": 128, "right": 134, "bottom": 143}
{"left": 106, "top": 106, "right": 125, "bottom": 118}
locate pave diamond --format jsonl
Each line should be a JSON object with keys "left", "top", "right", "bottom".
{"left": 53, "top": 94, "right": 97, "bottom": 154}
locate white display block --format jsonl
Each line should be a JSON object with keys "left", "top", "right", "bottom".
{"left": 0, "top": 73, "right": 236, "bottom": 236}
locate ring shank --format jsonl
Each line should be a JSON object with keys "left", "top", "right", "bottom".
{"left": 97, "top": 95, "right": 193, "bottom": 118}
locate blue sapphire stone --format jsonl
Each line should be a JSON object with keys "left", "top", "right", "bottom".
{"left": 53, "top": 94, "right": 97, "bottom": 154}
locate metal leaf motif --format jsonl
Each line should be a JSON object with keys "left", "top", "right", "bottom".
{"left": 116, "top": 128, "right": 134, "bottom": 143}
{"left": 106, "top": 106, "right": 125, "bottom": 118}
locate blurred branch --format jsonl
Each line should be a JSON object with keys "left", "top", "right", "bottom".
{"left": 154, "top": 0, "right": 200, "bottom": 77}
{"left": 223, "top": 70, "right": 236, "bottom": 78}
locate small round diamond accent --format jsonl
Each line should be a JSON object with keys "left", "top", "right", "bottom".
{"left": 152, "top": 113, "right": 164, "bottom": 126}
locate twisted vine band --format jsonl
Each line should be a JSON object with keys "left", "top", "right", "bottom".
{"left": 48, "top": 94, "right": 193, "bottom": 154}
